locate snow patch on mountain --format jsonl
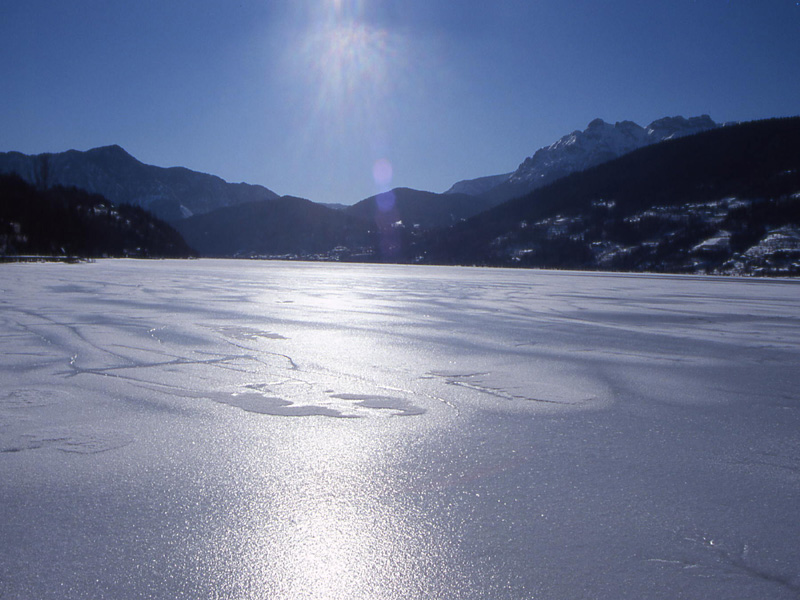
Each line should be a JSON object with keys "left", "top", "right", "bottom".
{"left": 744, "top": 225, "right": 800, "bottom": 258}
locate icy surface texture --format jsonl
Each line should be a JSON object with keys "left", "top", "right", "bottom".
{"left": 1, "top": 260, "right": 799, "bottom": 599}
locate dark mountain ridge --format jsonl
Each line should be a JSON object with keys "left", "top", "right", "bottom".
{"left": 174, "top": 187, "right": 499, "bottom": 258}
{"left": 345, "top": 187, "right": 496, "bottom": 229}
{"left": 174, "top": 196, "right": 374, "bottom": 259}
{"left": 0, "top": 145, "right": 280, "bottom": 222}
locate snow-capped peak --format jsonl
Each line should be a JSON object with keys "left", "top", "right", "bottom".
{"left": 507, "top": 115, "right": 717, "bottom": 187}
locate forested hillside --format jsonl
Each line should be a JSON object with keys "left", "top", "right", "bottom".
{"left": 0, "top": 174, "right": 195, "bottom": 259}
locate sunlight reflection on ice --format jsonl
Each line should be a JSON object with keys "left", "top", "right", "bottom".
{"left": 272, "top": 428, "right": 397, "bottom": 597}
{"left": 227, "top": 421, "right": 453, "bottom": 600}
{"left": 2, "top": 260, "right": 800, "bottom": 599}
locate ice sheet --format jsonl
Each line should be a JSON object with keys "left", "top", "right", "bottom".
{"left": 1, "top": 260, "right": 799, "bottom": 599}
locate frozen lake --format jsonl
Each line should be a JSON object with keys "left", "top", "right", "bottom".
{"left": 1, "top": 259, "right": 799, "bottom": 599}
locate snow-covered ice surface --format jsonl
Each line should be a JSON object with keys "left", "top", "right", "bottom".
{"left": 1, "top": 259, "right": 799, "bottom": 599}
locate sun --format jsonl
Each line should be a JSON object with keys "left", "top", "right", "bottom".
{"left": 295, "top": 3, "right": 402, "bottom": 135}
{"left": 326, "top": 0, "right": 366, "bottom": 21}
{"left": 310, "top": 23, "right": 391, "bottom": 101}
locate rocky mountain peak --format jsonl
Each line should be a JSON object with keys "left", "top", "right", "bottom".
{"left": 85, "top": 144, "right": 135, "bottom": 159}
{"left": 500, "top": 115, "right": 718, "bottom": 190}
{"left": 586, "top": 118, "right": 610, "bottom": 131}
{"left": 645, "top": 114, "right": 717, "bottom": 140}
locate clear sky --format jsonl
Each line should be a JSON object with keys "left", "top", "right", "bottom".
{"left": 1, "top": 1, "right": 799, "bottom": 205}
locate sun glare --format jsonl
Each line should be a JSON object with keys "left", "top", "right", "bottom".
{"left": 325, "top": 0, "right": 366, "bottom": 21}
{"left": 300, "top": 14, "right": 400, "bottom": 125}
{"left": 281, "top": 1, "right": 410, "bottom": 176}
{"left": 307, "top": 23, "right": 392, "bottom": 107}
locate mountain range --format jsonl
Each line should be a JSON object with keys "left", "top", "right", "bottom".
{"left": 0, "top": 145, "right": 280, "bottom": 222}
{"left": 445, "top": 115, "right": 718, "bottom": 203}
{"left": 1, "top": 115, "right": 798, "bottom": 275}
{"left": 0, "top": 114, "right": 719, "bottom": 226}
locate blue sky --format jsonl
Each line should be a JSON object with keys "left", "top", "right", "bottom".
{"left": 1, "top": 0, "right": 798, "bottom": 205}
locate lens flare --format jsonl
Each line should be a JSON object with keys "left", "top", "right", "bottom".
{"left": 375, "top": 190, "right": 395, "bottom": 213}
{"left": 372, "top": 158, "right": 393, "bottom": 191}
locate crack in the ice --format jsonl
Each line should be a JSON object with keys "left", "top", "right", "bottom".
{"left": 13, "top": 310, "right": 154, "bottom": 371}
{"left": 222, "top": 337, "right": 299, "bottom": 371}
{"left": 380, "top": 383, "right": 460, "bottom": 415}
{"left": 61, "top": 353, "right": 247, "bottom": 378}
{"left": 664, "top": 536, "right": 800, "bottom": 596}
{"left": 427, "top": 371, "right": 576, "bottom": 405}
{"left": 709, "top": 541, "right": 800, "bottom": 595}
